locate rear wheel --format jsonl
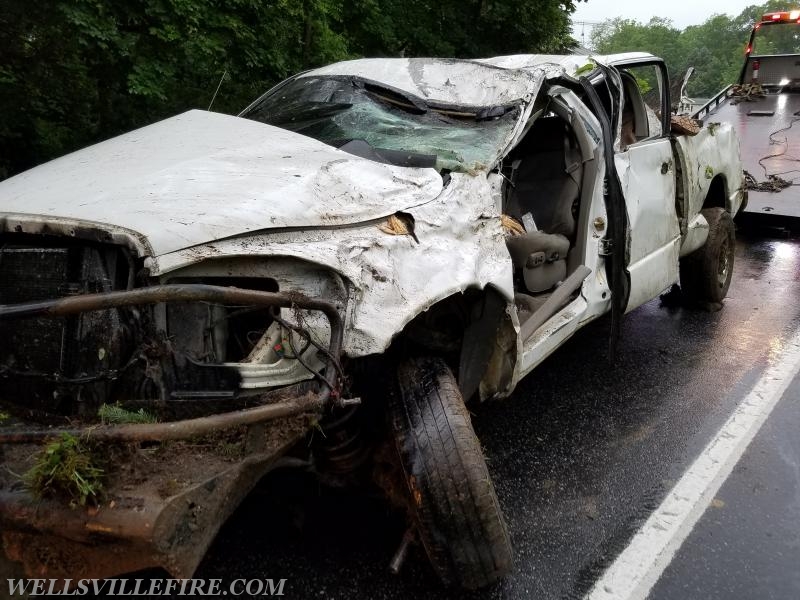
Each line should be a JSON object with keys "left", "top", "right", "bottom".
{"left": 390, "top": 357, "right": 512, "bottom": 589}
{"left": 680, "top": 207, "right": 735, "bottom": 305}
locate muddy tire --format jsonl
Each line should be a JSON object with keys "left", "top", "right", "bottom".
{"left": 390, "top": 357, "right": 512, "bottom": 589}
{"left": 680, "top": 208, "right": 735, "bottom": 304}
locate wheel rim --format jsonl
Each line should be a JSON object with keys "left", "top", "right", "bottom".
{"left": 717, "top": 237, "right": 731, "bottom": 288}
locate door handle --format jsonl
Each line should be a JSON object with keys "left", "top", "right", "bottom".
{"left": 661, "top": 160, "right": 672, "bottom": 174}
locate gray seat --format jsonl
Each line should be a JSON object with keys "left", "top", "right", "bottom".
{"left": 505, "top": 117, "right": 582, "bottom": 293}
{"left": 507, "top": 117, "right": 582, "bottom": 238}
{"left": 506, "top": 231, "right": 570, "bottom": 293}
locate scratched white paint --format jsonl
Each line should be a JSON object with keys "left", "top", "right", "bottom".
{"left": 0, "top": 110, "right": 444, "bottom": 256}
{"left": 615, "top": 140, "right": 682, "bottom": 312}
{"left": 0, "top": 54, "right": 743, "bottom": 396}
{"left": 672, "top": 123, "right": 745, "bottom": 222}
{"left": 479, "top": 52, "right": 653, "bottom": 78}
{"left": 305, "top": 57, "right": 543, "bottom": 108}
{"left": 586, "top": 325, "right": 800, "bottom": 600}
{"left": 155, "top": 172, "right": 514, "bottom": 358}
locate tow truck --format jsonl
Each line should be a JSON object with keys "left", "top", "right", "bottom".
{"left": 686, "top": 9, "right": 800, "bottom": 223}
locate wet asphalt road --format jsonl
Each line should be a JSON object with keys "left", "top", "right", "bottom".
{"left": 193, "top": 226, "right": 800, "bottom": 600}
{"left": 651, "top": 374, "right": 800, "bottom": 600}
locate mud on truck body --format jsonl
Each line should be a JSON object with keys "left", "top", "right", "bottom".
{"left": 0, "top": 53, "right": 744, "bottom": 589}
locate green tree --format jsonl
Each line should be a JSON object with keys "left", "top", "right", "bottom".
{"left": 344, "top": 0, "right": 583, "bottom": 58}
{"left": 589, "top": 2, "right": 800, "bottom": 99}
{"left": 0, "top": 0, "right": 585, "bottom": 179}
{"left": 592, "top": 17, "right": 686, "bottom": 70}
{"left": 679, "top": 15, "right": 746, "bottom": 95}
{"left": 0, "top": 0, "right": 353, "bottom": 179}
{"left": 590, "top": 17, "right": 688, "bottom": 91}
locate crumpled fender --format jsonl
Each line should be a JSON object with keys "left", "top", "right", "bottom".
{"left": 154, "top": 173, "right": 514, "bottom": 357}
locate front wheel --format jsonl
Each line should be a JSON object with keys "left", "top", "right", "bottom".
{"left": 390, "top": 357, "right": 512, "bottom": 589}
{"left": 680, "top": 207, "right": 735, "bottom": 305}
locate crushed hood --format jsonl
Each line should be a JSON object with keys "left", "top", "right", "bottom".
{"left": 0, "top": 110, "right": 444, "bottom": 256}
{"left": 304, "top": 57, "right": 542, "bottom": 107}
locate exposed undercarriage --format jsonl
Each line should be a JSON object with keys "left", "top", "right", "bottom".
{"left": 0, "top": 231, "right": 358, "bottom": 580}
{"left": 0, "top": 228, "right": 501, "bottom": 584}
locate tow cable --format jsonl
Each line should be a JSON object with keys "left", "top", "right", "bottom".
{"left": 745, "top": 114, "right": 800, "bottom": 192}
{"left": 744, "top": 170, "right": 793, "bottom": 192}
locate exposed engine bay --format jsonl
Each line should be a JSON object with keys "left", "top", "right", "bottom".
{"left": 0, "top": 232, "right": 344, "bottom": 423}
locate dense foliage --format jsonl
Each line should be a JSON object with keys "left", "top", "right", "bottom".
{"left": 590, "top": 1, "right": 792, "bottom": 100}
{"left": 0, "top": 0, "right": 583, "bottom": 179}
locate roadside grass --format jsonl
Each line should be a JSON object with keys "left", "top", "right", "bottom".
{"left": 24, "top": 433, "right": 105, "bottom": 507}
{"left": 98, "top": 403, "right": 157, "bottom": 425}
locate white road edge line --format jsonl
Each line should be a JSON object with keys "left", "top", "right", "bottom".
{"left": 586, "top": 326, "right": 800, "bottom": 600}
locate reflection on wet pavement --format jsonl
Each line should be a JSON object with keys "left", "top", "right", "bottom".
{"left": 194, "top": 233, "right": 800, "bottom": 600}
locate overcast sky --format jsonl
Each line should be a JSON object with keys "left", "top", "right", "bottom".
{"left": 572, "top": 0, "right": 759, "bottom": 30}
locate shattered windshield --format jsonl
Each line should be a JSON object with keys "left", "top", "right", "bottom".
{"left": 243, "top": 75, "right": 521, "bottom": 173}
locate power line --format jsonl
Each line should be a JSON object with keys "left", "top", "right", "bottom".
{"left": 571, "top": 20, "right": 602, "bottom": 48}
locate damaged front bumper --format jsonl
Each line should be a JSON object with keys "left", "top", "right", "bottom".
{"left": 0, "top": 284, "right": 349, "bottom": 579}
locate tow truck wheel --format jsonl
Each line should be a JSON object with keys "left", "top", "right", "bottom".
{"left": 390, "top": 357, "right": 512, "bottom": 589}
{"left": 680, "top": 207, "right": 735, "bottom": 305}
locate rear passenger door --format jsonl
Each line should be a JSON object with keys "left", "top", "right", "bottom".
{"left": 612, "top": 61, "right": 681, "bottom": 312}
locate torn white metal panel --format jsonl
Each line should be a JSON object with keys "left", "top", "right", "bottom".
{"left": 0, "top": 110, "right": 444, "bottom": 257}
{"left": 478, "top": 54, "right": 594, "bottom": 78}
{"left": 681, "top": 213, "right": 710, "bottom": 257}
{"left": 304, "top": 58, "right": 544, "bottom": 107}
{"left": 156, "top": 173, "right": 514, "bottom": 358}
{"left": 479, "top": 52, "right": 655, "bottom": 79}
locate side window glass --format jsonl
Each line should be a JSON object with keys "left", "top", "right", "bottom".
{"left": 619, "top": 65, "right": 664, "bottom": 144}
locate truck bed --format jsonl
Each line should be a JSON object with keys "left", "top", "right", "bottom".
{"left": 703, "top": 91, "right": 800, "bottom": 219}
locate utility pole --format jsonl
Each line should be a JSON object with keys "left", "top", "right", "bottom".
{"left": 572, "top": 20, "right": 602, "bottom": 50}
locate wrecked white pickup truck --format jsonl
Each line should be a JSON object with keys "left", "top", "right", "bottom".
{"left": 0, "top": 52, "right": 743, "bottom": 589}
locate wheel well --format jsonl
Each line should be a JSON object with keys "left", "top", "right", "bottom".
{"left": 703, "top": 175, "right": 727, "bottom": 210}
{"left": 389, "top": 286, "right": 509, "bottom": 400}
